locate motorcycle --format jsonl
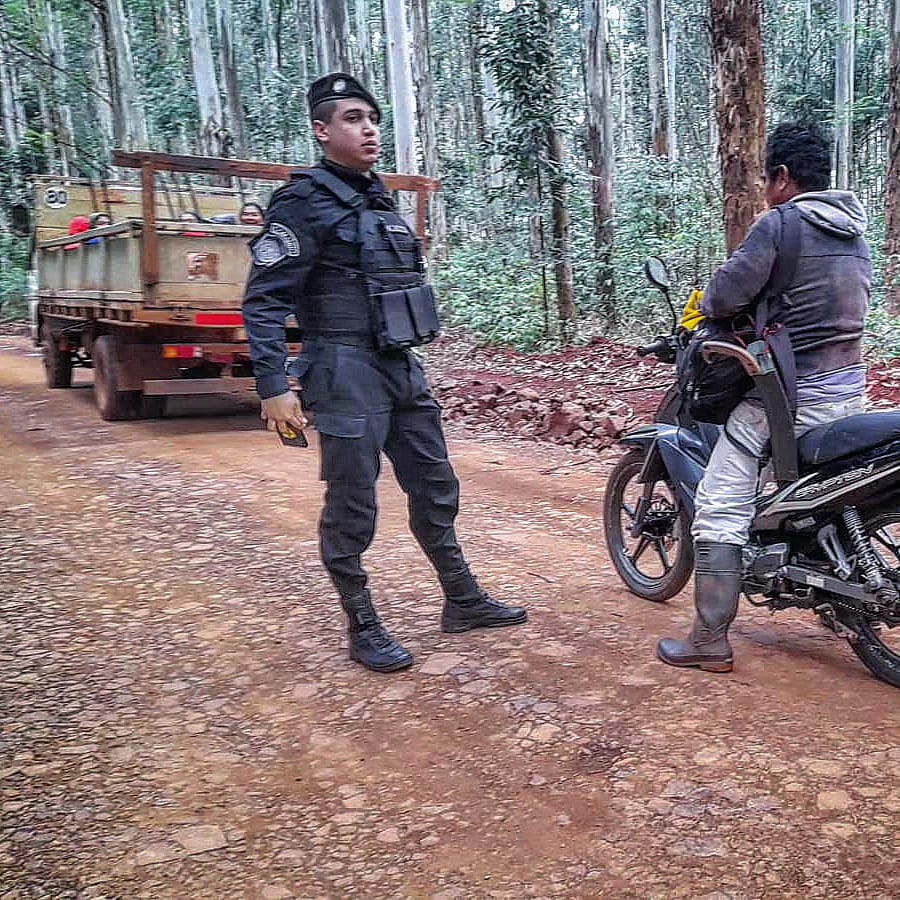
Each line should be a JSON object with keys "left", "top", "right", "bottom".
{"left": 603, "top": 257, "right": 900, "bottom": 688}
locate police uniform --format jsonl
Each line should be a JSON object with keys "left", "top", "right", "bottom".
{"left": 243, "top": 73, "right": 526, "bottom": 672}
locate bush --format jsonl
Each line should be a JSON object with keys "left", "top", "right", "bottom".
{"left": 433, "top": 241, "right": 554, "bottom": 351}
{"left": 0, "top": 233, "right": 30, "bottom": 321}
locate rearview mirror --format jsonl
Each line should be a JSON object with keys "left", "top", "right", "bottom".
{"left": 644, "top": 256, "right": 670, "bottom": 291}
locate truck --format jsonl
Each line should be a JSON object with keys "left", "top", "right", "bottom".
{"left": 32, "top": 151, "right": 439, "bottom": 420}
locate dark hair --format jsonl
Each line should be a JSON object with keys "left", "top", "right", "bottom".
{"left": 239, "top": 201, "right": 264, "bottom": 218}
{"left": 765, "top": 122, "right": 831, "bottom": 192}
{"left": 311, "top": 99, "right": 339, "bottom": 124}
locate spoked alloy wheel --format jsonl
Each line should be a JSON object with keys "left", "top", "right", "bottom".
{"left": 603, "top": 449, "right": 693, "bottom": 602}
{"left": 836, "top": 511, "right": 900, "bottom": 689}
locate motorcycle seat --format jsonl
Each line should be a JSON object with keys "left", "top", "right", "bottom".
{"left": 797, "top": 410, "right": 900, "bottom": 468}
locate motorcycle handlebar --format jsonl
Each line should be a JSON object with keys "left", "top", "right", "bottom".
{"left": 637, "top": 337, "right": 670, "bottom": 358}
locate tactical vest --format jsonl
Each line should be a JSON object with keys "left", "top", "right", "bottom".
{"left": 300, "top": 168, "right": 440, "bottom": 351}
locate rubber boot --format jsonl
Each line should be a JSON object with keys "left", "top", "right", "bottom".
{"left": 440, "top": 568, "right": 528, "bottom": 634}
{"left": 657, "top": 541, "right": 742, "bottom": 672}
{"left": 341, "top": 591, "right": 413, "bottom": 673}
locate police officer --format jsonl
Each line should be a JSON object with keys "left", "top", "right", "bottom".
{"left": 243, "top": 73, "right": 527, "bottom": 673}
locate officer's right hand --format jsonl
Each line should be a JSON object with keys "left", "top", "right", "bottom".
{"left": 261, "top": 390, "right": 308, "bottom": 434}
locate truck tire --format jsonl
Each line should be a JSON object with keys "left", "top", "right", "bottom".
{"left": 41, "top": 321, "right": 73, "bottom": 388}
{"left": 93, "top": 335, "right": 140, "bottom": 420}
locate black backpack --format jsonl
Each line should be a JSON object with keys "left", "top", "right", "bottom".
{"left": 679, "top": 202, "right": 801, "bottom": 425}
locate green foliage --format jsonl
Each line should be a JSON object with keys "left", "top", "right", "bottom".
{"left": 433, "top": 241, "right": 552, "bottom": 350}
{"left": 0, "top": 0, "right": 892, "bottom": 357}
{"left": 0, "top": 232, "right": 30, "bottom": 320}
{"left": 483, "top": 0, "right": 559, "bottom": 185}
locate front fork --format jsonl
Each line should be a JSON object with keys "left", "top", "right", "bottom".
{"left": 629, "top": 442, "right": 678, "bottom": 538}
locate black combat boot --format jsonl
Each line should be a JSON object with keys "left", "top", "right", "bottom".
{"left": 657, "top": 541, "right": 742, "bottom": 672}
{"left": 341, "top": 591, "right": 413, "bottom": 673}
{"left": 440, "top": 569, "right": 528, "bottom": 634}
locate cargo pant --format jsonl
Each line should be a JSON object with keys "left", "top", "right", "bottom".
{"left": 692, "top": 396, "right": 867, "bottom": 545}
{"left": 293, "top": 340, "right": 474, "bottom": 601}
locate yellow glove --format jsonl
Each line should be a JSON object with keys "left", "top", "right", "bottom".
{"left": 679, "top": 289, "right": 705, "bottom": 332}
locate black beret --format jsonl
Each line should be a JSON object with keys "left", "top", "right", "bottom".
{"left": 307, "top": 73, "right": 381, "bottom": 121}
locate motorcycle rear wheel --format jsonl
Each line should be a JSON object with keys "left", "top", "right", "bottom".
{"left": 603, "top": 449, "right": 693, "bottom": 602}
{"left": 837, "top": 510, "right": 900, "bottom": 689}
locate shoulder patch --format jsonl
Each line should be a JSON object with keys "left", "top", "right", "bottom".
{"left": 251, "top": 222, "right": 302, "bottom": 268}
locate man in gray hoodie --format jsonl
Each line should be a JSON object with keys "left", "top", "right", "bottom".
{"left": 658, "top": 122, "right": 872, "bottom": 672}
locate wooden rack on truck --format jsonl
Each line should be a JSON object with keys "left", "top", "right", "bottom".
{"left": 34, "top": 150, "right": 441, "bottom": 421}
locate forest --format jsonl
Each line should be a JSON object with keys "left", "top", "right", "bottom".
{"left": 1, "top": 0, "right": 898, "bottom": 351}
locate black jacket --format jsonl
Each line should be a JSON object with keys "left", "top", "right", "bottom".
{"left": 242, "top": 161, "right": 389, "bottom": 399}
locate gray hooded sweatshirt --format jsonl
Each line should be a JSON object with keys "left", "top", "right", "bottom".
{"left": 701, "top": 191, "right": 872, "bottom": 401}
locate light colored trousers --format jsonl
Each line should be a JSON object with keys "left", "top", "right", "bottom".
{"left": 692, "top": 396, "right": 866, "bottom": 545}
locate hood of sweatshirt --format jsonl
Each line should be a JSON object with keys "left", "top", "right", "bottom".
{"left": 792, "top": 190, "right": 867, "bottom": 239}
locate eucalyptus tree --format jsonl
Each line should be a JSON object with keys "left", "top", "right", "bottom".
{"left": 0, "top": 10, "right": 23, "bottom": 152}
{"left": 582, "top": 0, "right": 616, "bottom": 313}
{"left": 646, "top": 0, "right": 669, "bottom": 156}
{"left": 260, "top": 0, "right": 279, "bottom": 71}
{"left": 383, "top": 0, "right": 418, "bottom": 193}
{"left": 90, "top": 13, "right": 115, "bottom": 158}
{"left": 886, "top": 0, "right": 900, "bottom": 312}
{"left": 186, "top": 0, "right": 226, "bottom": 156}
{"left": 355, "top": 0, "right": 374, "bottom": 87}
{"left": 410, "top": 0, "right": 448, "bottom": 256}
{"left": 315, "top": 0, "right": 352, "bottom": 73}
{"left": 834, "top": 0, "right": 855, "bottom": 188}
{"left": 102, "top": 0, "right": 149, "bottom": 149}
{"left": 216, "top": 0, "right": 247, "bottom": 157}
{"left": 710, "top": 0, "right": 765, "bottom": 253}
{"left": 45, "top": 1, "right": 74, "bottom": 175}
{"left": 487, "top": 0, "right": 576, "bottom": 341}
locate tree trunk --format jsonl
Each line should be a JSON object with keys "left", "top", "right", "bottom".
{"left": 0, "top": 16, "right": 23, "bottom": 150}
{"left": 260, "top": 0, "right": 280, "bottom": 71}
{"left": 293, "top": 0, "right": 316, "bottom": 161}
{"left": 90, "top": 13, "right": 115, "bottom": 160}
{"left": 383, "top": 0, "right": 419, "bottom": 221}
{"left": 666, "top": 18, "right": 678, "bottom": 161}
{"left": 409, "top": 0, "right": 447, "bottom": 257}
{"left": 355, "top": 0, "right": 374, "bottom": 87}
{"left": 886, "top": 0, "right": 900, "bottom": 314}
{"left": 106, "top": 0, "right": 149, "bottom": 149}
{"left": 23, "top": 0, "right": 56, "bottom": 169}
{"left": 469, "top": 1, "right": 486, "bottom": 146}
{"left": 583, "top": 0, "right": 615, "bottom": 320}
{"left": 647, "top": 0, "right": 669, "bottom": 156}
{"left": 618, "top": 22, "right": 629, "bottom": 150}
{"left": 710, "top": 0, "right": 766, "bottom": 254}
{"left": 834, "top": 0, "right": 854, "bottom": 189}
{"left": 316, "top": 0, "right": 351, "bottom": 72}
{"left": 324, "top": 0, "right": 353, "bottom": 72}
{"left": 216, "top": 0, "right": 247, "bottom": 157}
{"left": 156, "top": 0, "right": 177, "bottom": 61}
{"left": 541, "top": 0, "right": 575, "bottom": 342}
{"left": 46, "top": 0, "right": 75, "bottom": 176}
{"left": 547, "top": 127, "right": 576, "bottom": 343}
{"left": 186, "top": 0, "right": 226, "bottom": 157}
{"left": 482, "top": 64, "right": 504, "bottom": 193}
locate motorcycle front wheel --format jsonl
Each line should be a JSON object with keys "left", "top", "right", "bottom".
{"left": 603, "top": 449, "right": 693, "bottom": 602}
{"left": 836, "top": 509, "right": 900, "bottom": 689}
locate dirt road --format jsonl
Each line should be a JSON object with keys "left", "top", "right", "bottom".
{"left": 1, "top": 337, "right": 898, "bottom": 899}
